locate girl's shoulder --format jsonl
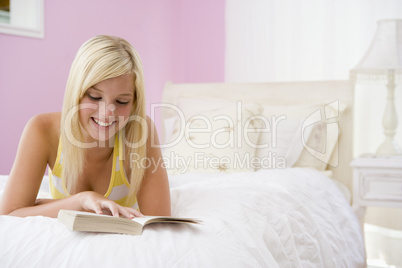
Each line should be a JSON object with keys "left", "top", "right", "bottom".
{"left": 26, "top": 112, "right": 61, "bottom": 150}
{"left": 28, "top": 112, "right": 61, "bottom": 136}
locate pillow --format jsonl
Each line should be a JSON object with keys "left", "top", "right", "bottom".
{"left": 161, "top": 98, "right": 240, "bottom": 146}
{"left": 162, "top": 116, "right": 179, "bottom": 145}
{"left": 162, "top": 98, "right": 262, "bottom": 175}
{"left": 254, "top": 100, "right": 346, "bottom": 170}
{"left": 177, "top": 97, "right": 239, "bottom": 115}
{"left": 293, "top": 101, "right": 346, "bottom": 170}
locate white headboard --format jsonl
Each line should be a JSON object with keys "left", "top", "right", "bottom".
{"left": 161, "top": 80, "right": 354, "bottom": 192}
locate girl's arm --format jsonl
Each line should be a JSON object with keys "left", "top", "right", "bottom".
{"left": 0, "top": 114, "right": 141, "bottom": 218}
{"left": 8, "top": 190, "right": 142, "bottom": 218}
{"left": 136, "top": 117, "right": 171, "bottom": 216}
{"left": 0, "top": 114, "right": 52, "bottom": 216}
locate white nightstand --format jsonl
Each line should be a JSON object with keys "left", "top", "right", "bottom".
{"left": 351, "top": 155, "right": 402, "bottom": 224}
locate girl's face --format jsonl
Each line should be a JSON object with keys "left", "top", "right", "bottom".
{"left": 79, "top": 74, "right": 134, "bottom": 143}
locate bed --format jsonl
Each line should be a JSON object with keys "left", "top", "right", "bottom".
{"left": 0, "top": 80, "right": 365, "bottom": 267}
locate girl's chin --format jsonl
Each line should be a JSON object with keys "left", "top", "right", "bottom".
{"left": 89, "top": 129, "right": 118, "bottom": 142}
{"left": 83, "top": 129, "right": 119, "bottom": 144}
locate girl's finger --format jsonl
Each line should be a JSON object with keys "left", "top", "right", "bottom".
{"left": 103, "top": 202, "right": 119, "bottom": 217}
{"left": 117, "top": 206, "right": 136, "bottom": 219}
{"left": 93, "top": 203, "right": 103, "bottom": 215}
{"left": 127, "top": 207, "right": 144, "bottom": 217}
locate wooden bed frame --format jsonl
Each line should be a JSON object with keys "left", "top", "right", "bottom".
{"left": 161, "top": 80, "right": 354, "bottom": 193}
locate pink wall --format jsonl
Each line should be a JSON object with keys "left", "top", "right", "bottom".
{"left": 0, "top": 0, "right": 225, "bottom": 174}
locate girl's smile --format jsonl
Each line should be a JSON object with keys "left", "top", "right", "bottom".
{"left": 92, "top": 117, "right": 116, "bottom": 127}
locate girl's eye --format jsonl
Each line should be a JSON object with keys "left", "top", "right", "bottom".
{"left": 88, "top": 94, "right": 101, "bottom": 101}
{"left": 116, "top": 100, "right": 129, "bottom": 105}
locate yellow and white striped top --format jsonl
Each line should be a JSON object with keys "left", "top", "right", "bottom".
{"left": 48, "top": 131, "right": 138, "bottom": 209}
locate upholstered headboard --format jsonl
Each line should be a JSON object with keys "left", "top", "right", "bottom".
{"left": 161, "top": 80, "right": 354, "bottom": 192}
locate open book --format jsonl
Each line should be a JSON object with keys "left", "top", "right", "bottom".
{"left": 58, "top": 210, "right": 201, "bottom": 236}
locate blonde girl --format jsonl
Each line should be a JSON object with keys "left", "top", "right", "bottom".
{"left": 0, "top": 35, "right": 171, "bottom": 218}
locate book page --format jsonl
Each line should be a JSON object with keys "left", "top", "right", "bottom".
{"left": 132, "top": 216, "right": 163, "bottom": 226}
{"left": 132, "top": 216, "right": 201, "bottom": 226}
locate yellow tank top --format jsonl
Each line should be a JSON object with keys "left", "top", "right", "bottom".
{"left": 48, "top": 131, "right": 138, "bottom": 209}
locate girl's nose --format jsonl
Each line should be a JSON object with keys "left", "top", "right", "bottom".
{"left": 98, "top": 102, "right": 115, "bottom": 118}
{"left": 108, "top": 103, "right": 116, "bottom": 113}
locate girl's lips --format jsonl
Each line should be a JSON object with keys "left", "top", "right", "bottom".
{"left": 91, "top": 117, "right": 116, "bottom": 127}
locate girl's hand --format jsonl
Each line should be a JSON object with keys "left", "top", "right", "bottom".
{"left": 78, "top": 191, "right": 143, "bottom": 219}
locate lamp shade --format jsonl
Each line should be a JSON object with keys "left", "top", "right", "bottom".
{"left": 353, "top": 19, "right": 402, "bottom": 72}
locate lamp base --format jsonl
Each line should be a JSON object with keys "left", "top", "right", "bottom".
{"left": 376, "top": 139, "right": 402, "bottom": 155}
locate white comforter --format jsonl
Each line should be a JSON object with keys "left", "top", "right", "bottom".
{"left": 0, "top": 168, "right": 365, "bottom": 268}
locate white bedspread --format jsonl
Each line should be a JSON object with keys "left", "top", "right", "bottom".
{"left": 0, "top": 168, "right": 365, "bottom": 268}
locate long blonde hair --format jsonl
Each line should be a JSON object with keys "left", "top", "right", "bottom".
{"left": 60, "top": 35, "right": 147, "bottom": 202}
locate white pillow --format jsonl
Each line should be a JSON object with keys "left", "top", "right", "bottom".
{"left": 162, "top": 98, "right": 262, "bottom": 175}
{"left": 254, "top": 101, "right": 346, "bottom": 170}
{"left": 162, "top": 116, "right": 179, "bottom": 145}
{"left": 161, "top": 98, "right": 241, "bottom": 147}
{"left": 293, "top": 101, "right": 346, "bottom": 170}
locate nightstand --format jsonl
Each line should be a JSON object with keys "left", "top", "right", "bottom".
{"left": 351, "top": 155, "right": 402, "bottom": 224}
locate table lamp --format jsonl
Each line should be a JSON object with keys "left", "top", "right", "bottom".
{"left": 351, "top": 19, "right": 402, "bottom": 155}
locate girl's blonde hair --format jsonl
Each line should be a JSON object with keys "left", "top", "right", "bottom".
{"left": 60, "top": 35, "right": 147, "bottom": 203}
